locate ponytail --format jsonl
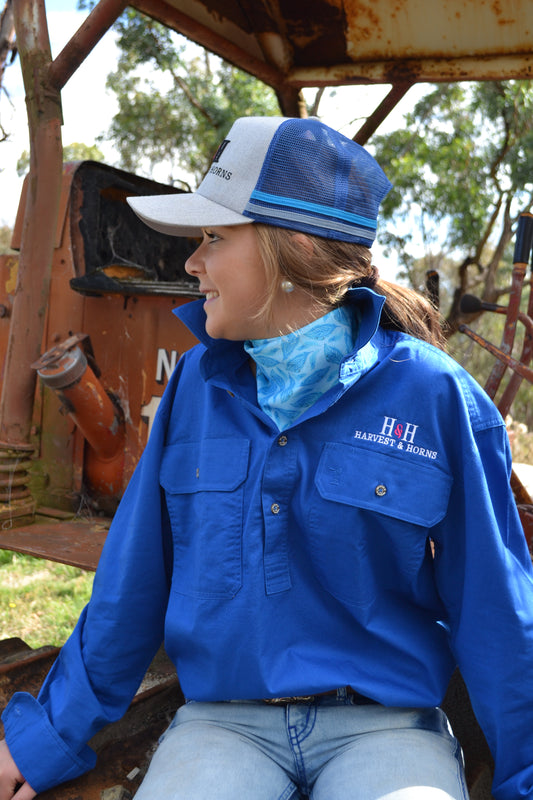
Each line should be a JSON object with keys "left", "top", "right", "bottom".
{"left": 372, "top": 279, "right": 447, "bottom": 350}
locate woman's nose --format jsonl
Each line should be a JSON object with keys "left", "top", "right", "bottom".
{"left": 184, "top": 242, "right": 205, "bottom": 276}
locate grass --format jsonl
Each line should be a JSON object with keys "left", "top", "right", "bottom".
{"left": 0, "top": 549, "right": 94, "bottom": 649}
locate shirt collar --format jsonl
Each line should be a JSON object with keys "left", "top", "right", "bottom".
{"left": 174, "top": 286, "right": 385, "bottom": 362}
{"left": 173, "top": 288, "right": 387, "bottom": 423}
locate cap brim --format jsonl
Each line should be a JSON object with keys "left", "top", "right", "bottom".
{"left": 127, "top": 192, "right": 253, "bottom": 238}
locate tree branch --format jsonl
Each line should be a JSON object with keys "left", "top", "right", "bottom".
{"left": 168, "top": 65, "right": 216, "bottom": 126}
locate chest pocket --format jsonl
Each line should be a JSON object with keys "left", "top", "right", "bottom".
{"left": 160, "top": 439, "right": 250, "bottom": 599}
{"left": 309, "top": 442, "right": 452, "bottom": 608}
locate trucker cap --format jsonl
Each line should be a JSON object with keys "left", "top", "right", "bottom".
{"left": 127, "top": 116, "right": 392, "bottom": 247}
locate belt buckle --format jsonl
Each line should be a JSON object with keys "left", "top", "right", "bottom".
{"left": 263, "top": 695, "right": 315, "bottom": 704}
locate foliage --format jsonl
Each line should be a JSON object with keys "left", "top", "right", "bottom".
{"left": 16, "top": 141, "right": 105, "bottom": 177}
{"left": 372, "top": 81, "right": 533, "bottom": 336}
{"left": 0, "top": 224, "right": 13, "bottom": 253}
{"left": 102, "top": 10, "right": 280, "bottom": 187}
{"left": 0, "top": 550, "right": 94, "bottom": 648}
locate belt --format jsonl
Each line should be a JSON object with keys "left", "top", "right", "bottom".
{"left": 262, "top": 687, "right": 376, "bottom": 705}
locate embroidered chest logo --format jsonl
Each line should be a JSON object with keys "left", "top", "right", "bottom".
{"left": 354, "top": 416, "right": 439, "bottom": 460}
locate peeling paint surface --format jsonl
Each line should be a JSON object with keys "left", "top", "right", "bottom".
{"left": 343, "top": 0, "right": 531, "bottom": 61}
{"left": 141, "top": 0, "right": 533, "bottom": 83}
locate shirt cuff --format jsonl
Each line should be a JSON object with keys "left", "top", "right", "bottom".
{"left": 2, "top": 692, "right": 96, "bottom": 794}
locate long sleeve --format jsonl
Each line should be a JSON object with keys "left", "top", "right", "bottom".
{"left": 434, "top": 421, "right": 533, "bottom": 799}
{"left": 2, "top": 371, "right": 177, "bottom": 794}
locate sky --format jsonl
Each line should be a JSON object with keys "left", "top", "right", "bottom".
{"left": 0, "top": 0, "right": 120, "bottom": 227}
{"left": 0, "top": 0, "right": 420, "bottom": 274}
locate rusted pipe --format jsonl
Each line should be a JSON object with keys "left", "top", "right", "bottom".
{"left": 459, "top": 324, "right": 533, "bottom": 386}
{"left": 0, "top": 0, "right": 63, "bottom": 445}
{"left": 33, "top": 339, "right": 125, "bottom": 497}
{"left": 484, "top": 212, "right": 533, "bottom": 399}
{"left": 498, "top": 275, "right": 533, "bottom": 417}
{"left": 353, "top": 82, "right": 413, "bottom": 145}
{"left": 276, "top": 87, "right": 308, "bottom": 118}
{"left": 48, "top": 0, "right": 128, "bottom": 91}
{"left": 461, "top": 293, "right": 533, "bottom": 418}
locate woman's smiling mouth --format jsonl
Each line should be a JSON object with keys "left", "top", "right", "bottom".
{"left": 204, "top": 290, "right": 220, "bottom": 302}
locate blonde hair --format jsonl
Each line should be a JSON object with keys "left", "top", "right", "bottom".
{"left": 254, "top": 224, "right": 447, "bottom": 350}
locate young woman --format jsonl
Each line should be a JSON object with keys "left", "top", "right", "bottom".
{"left": 2, "top": 116, "right": 533, "bottom": 800}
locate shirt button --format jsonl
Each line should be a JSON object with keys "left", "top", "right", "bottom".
{"left": 278, "top": 435, "right": 288, "bottom": 446}
{"left": 375, "top": 484, "right": 387, "bottom": 497}
{"left": 271, "top": 503, "right": 280, "bottom": 514}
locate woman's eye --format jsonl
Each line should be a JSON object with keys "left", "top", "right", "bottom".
{"left": 205, "top": 231, "right": 221, "bottom": 243}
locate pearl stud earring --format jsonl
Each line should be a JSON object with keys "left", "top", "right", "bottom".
{"left": 281, "top": 279, "right": 294, "bottom": 293}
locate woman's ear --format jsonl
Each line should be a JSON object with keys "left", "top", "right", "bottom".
{"left": 290, "top": 232, "right": 315, "bottom": 257}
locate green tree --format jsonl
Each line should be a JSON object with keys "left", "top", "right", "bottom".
{"left": 102, "top": 10, "right": 280, "bottom": 187}
{"left": 372, "top": 81, "right": 533, "bottom": 336}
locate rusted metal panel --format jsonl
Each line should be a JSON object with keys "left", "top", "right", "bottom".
{"left": 0, "top": 517, "right": 108, "bottom": 569}
{"left": 129, "top": 0, "right": 533, "bottom": 87}
{"left": 342, "top": 0, "right": 532, "bottom": 63}
{"left": 11, "top": 166, "right": 74, "bottom": 251}
{"left": 289, "top": 53, "right": 533, "bottom": 85}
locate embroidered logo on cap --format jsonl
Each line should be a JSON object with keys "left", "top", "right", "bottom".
{"left": 209, "top": 139, "right": 233, "bottom": 180}
{"left": 212, "top": 139, "right": 230, "bottom": 162}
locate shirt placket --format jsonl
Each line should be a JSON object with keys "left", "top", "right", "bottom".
{"left": 261, "top": 432, "right": 297, "bottom": 595}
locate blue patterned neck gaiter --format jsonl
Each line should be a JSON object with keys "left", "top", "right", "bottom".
{"left": 244, "top": 304, "right": 357, "bottom": 431}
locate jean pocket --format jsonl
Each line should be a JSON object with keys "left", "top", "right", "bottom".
{"left": 160, "top": 439, "right": 250, "bottom": 598}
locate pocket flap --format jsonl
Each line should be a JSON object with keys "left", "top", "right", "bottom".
{"left": 316, "top": 442, "right": 452, "bottom": 527}
{"left": 161, "top": 439, "right": 250, "bottom": 493}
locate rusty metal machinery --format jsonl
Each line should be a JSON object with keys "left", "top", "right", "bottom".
{"left": 459, "top": 212, "right": 533, "bottom": 552}
{"left": 0, "top": 162, "right": 200, "bottom": 527}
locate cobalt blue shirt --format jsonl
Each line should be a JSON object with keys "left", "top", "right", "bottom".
{"left": 3, "top": 288, "right": 533, "bottom": 799}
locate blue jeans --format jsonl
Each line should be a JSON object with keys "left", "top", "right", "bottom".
{"left": 134, "top": 690, "right": 469, "bottom": 799}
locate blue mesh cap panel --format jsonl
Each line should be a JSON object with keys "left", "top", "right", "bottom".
{"left": 243, "top": 118, "right": 392, "bottom": 245}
